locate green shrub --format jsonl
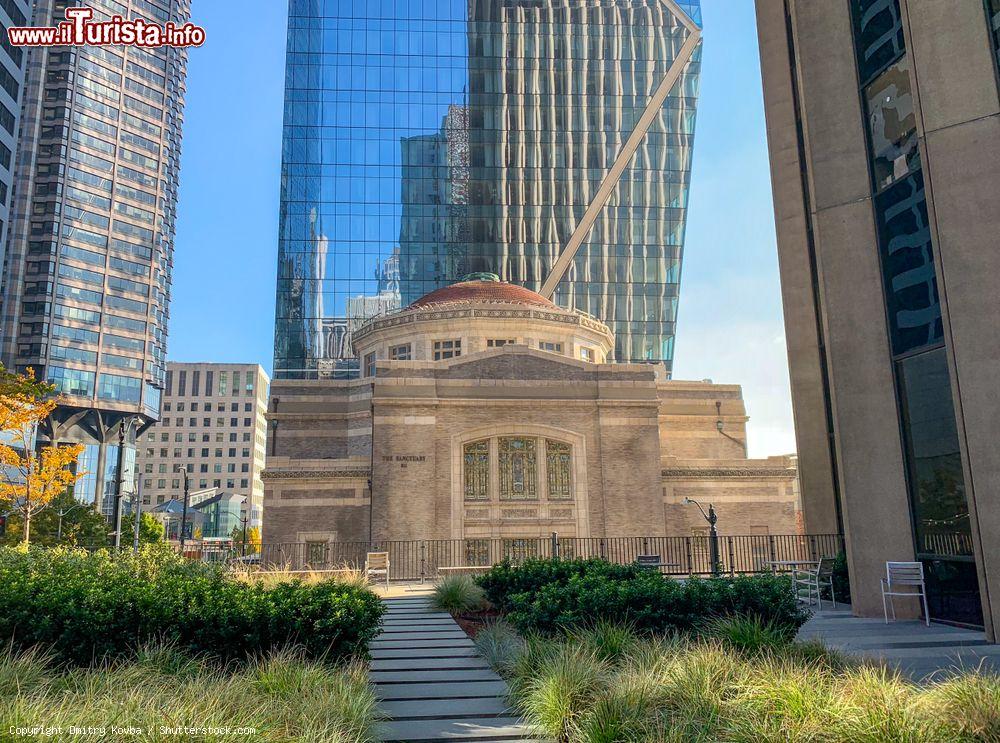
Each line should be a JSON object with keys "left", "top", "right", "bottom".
{"left": 476, "top": 558, "right": 645, "bottom": 612}
{"left": 431, "top": 574, "right": 487, "bottom": 614}
{"left": 486, "top": 559, "right": 808, "bottom": 636}
{"left": 831, "top": 551, "right": 852, "bottom": 604}
{"left": 0, "top": 546, "right": 385, "bottom": 665}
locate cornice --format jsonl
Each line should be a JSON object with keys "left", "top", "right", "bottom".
{"left": 353, "top": 305, "right": 613, "bottom": 344}
{"left": 661, "top": 467, "right": 797, "bottom": 480}
{"left": 262, "top": 469, "right": 371, "bottom": 481}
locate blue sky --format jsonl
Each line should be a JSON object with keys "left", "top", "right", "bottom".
{"left": 170, "top": 0, "right": 795, "bottom": 457}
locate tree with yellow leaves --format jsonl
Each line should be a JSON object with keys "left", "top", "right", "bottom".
{"left": 0, "top": 366, "right": 85, "bottom": 545}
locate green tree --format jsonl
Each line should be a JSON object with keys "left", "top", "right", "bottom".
{"left": 230, "top": 524, "right": 261, "bottom": 552}
{"left": 120, "top": 512, "right": 165, "bottom": 545}
{"left": 0, "top": 489, "right": 109, "bottom": 547}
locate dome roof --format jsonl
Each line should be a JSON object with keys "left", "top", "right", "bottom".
{"left": 409, "top": 274, "right": 557, "bottom": 310}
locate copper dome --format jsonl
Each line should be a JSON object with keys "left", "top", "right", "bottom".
{"left": 408, "top": 274, "right": 557, "bottom": 310}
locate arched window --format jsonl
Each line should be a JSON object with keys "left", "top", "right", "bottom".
{"left": 463, "top": 440, "right": 489, "bottom": 500}
{"left": 462, "top": 435, "right": 573, "bottom": 502}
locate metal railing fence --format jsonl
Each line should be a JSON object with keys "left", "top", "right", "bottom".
{"left": 193, "top": 533, "right": 845, "bottom": 581}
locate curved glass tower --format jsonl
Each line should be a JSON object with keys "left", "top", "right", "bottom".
{"left": 275, "top": 0, "right": 702, "bottom": 379}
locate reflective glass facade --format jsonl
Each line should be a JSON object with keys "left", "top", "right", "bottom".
{"left": 989, "top": 0, "right": 1000, "bottom": 72}
{"left": 275, "top": 0, "right": 702, "bottom": 378}
{"left": 0, "top": 0, "right": 189, "bottom": 415}
{"left": 850, "top": 0, "right": 980, "bottom": 626}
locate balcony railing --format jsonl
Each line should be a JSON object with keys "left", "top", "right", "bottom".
{"left": 197, "top": 533, "right": 845, "bottom": 581}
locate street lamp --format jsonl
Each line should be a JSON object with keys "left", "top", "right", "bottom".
{"left": 55, "top": 502, "right": 86, "bottom": 543}
{"left": 683, "top": 497, "right": 721, "bottom": 576}
{"left": 178, "top": 466, "right": 190, "bottom": 551}
{"left": 112, "top": 415, "right": 141, "bottom": 548}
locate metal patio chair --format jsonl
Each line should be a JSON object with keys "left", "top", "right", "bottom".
{"left": 793, "top": 556, "right": 837, "bottom": 608}
{"left": 881, "top": 561, "right": 930, "bottom": 626}
{"left": 365, "top": 551, "right": 390, "bottom": 588}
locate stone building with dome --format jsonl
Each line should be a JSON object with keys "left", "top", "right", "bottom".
{"left": 262, "top": 275, "right": 800, "bottom": 547}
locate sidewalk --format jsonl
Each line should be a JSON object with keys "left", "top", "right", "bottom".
{"left": 797, "top": 605, "right": 999, "bottom": 680}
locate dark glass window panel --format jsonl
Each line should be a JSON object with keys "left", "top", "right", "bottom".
{"left": 897, "top": 348, "right": 973, "bottom": 560}
{"left": 988, "top": 0, "right": 1000, "bottom": 72}
{"left": 851, "top": 0, "right": 906, "bottom": 83}
{"left": 873, "top": 171, "right": 943, "bottom": 355}
{"left": 921, "top": 559, "right": 984, "bottom": 627}
{"left": 864, "top": 57, "right": 919, "bottom": 192}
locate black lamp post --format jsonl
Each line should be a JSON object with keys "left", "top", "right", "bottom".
{"left": 112, "top": 416, "right": 141, "bottom": 549}
{"left": 179, "top": 467, "right": 190, "bottom": 550}
{"left": 684, "top": 497, "right": 721, "bottom": 576}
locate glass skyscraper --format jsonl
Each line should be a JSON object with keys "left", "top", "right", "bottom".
{"left": 0, "top": 0, "right": 190, "bottom": 514}
{"left": 275, "top": 0, "right": 702, "bottom": 379}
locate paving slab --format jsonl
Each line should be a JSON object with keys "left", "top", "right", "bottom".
{"left": 376, "top": 680, "right": 510, "bottom": 701}
{"left": 796, "top": 607, "right": 997, "bottom": 681}
{"left": 371, "top": 669, "right": 499, "bottom": 684}
{"left": 371, "top": 656, "right": 491, "bottom": 671}
{"left": 379, "top": 717, "right": 531, "bottom": 741}
{"left": 382, "top": 620, "right": 459, "bottom": 628}
{"left": 379, "top": 697, "right": 513, "bottom": 720}
{"left": 372, "top": 638, "right": 477, "bottom": 649}
{"left": 378, "top": 631, "right": 471, "bottom": 642}
{"left": 372, "top": 647, "right": 480, "bottom": 661}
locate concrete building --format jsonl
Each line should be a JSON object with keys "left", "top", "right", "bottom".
{"left": 0, "top": 0, "right": 31, "bottom": 271}
{"left": 756, "top": 0, "right": 999, "bottom": 636}
{"left": 275, "top": 0, "right": 703, "bottom": 379}
{"left": 264, "top": 275, "right": 801, "bottom": 558}
{"left": 136, "top": 363, "right": 269, "bottom": 527}
{"left": 0, "top": 0, "right": 191, "bottom": 517}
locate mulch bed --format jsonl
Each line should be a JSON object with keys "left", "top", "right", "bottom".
{"left": 453, "top": 608, "right": 501, "bottom": 639}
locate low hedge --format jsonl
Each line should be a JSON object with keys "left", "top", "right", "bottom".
{"left": 477, "top": 557, "right": 645, "bottom": 612}
{"left": 477, "top": 558, "right": 808, "bottom": 635}
{"left": 0, "top": 546, "right": 384, "bottom": 666}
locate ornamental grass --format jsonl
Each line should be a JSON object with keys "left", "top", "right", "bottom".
{"left": 475, "top": 619, "right": 1000, "bottom": 743}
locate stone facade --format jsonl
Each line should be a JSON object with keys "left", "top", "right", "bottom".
{"left": 263, "top": 279, "right": 801, "bottom": 545}
{"left": 756, "top": 0, "right": 999, "bottom": 637}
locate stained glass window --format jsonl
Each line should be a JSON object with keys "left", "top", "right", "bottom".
{"left": 499, "top": 437, "right": 537, "bottom": 500}
{"left": 463, "top": 439, "right": 490, "bottom": 500}
{"left": 546, "top": 440, "right": 572, "bottom": 499}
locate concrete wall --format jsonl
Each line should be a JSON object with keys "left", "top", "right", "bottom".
{"left": 754, "top": 0, "right": 840, "bottom": 535}
{"left": 757, "top": 0, "right": 1000, "bottom": 634}
{"left": 757, "top": 0, "right": 918, "bottom": 619}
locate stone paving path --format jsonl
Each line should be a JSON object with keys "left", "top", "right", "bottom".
{"left": 797, "top": 606, "right": 1000, "bottom": 681}
{"left": 371, "top": 595, "right": 539, "bottom": 742}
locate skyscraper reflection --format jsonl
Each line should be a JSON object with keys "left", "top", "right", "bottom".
{"left": 275, "top": 0, "right": 702, "bottom": 378}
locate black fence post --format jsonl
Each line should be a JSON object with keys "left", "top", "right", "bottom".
{"left": 685, "top": 537, "right": 693, "bottom": 576}
{"left": 551, "top": 531, "right": 559, "bottom": 559}
{"left": 420, "top": 541, "right": 426, "bottom": 584}
{"left": 599, "top": 538, "right": 606, "bottom": 560}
